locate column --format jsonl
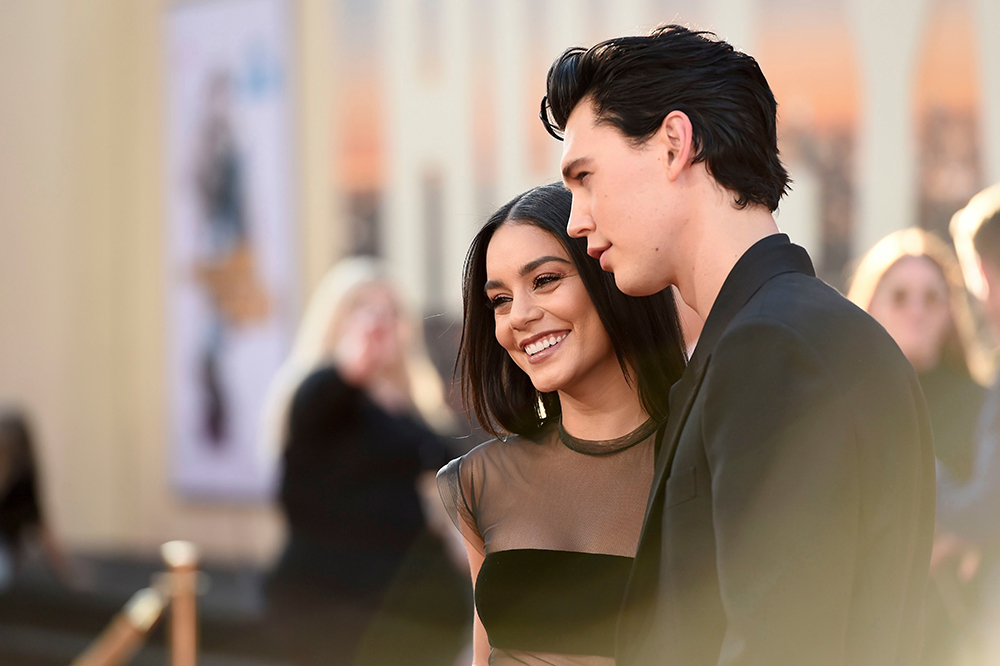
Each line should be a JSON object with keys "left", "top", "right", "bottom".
{"left": 975, "top": 0, "right": 1000, "bottom": 185}
{"left": 494, "top": 0, "right": 532, "bottom": 201}
{"left": 847, "top": 0, "right": 930, "bottom": 255}
{"left": 381, "top": 0, "right": 475, "bottom": 312}
{"left": 706, "top": 0, "right": 757, "bottom": 55}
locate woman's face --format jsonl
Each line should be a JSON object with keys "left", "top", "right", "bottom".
{"left": 485, "top": 222, "right": 619, "bottom": 395}
{"left": 326, "top": 282, "right": 405, "bottom": 371}
{"left": 868, "top": 255, "right": 953, "bottom": 372}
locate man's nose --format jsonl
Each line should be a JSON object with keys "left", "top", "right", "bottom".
{"left": 567, "top": 198, "right": 593, "bottom": 238}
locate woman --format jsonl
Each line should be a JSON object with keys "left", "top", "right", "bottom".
{"left": 438, "top": 184, "right": 687, "bottom": 665}
{"left": 848, "top": 228, "right": 986, "bottom": 666}
{"left": 848, "top": 228, "right": 986, "bottom": 481}
{"left": 264, "top": 258, "right": 469, "bottom": 666}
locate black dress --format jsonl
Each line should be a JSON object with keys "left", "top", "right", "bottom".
{"left": 268, "top": 365, "right": 470, "bottom": 666}
{"left": 437, "top": 426, "right": 655, "bottom": 665}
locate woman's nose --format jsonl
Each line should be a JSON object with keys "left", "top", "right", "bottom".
{"left": 509, "top": 294, "right": 542, "bottom": 329}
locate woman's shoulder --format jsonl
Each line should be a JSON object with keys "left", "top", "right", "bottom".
{"left": 455, "top": 431, "right": 554, "bottom": 466}
{"left": 436, "top": 433, "right": 554, "bottom": 535}
{"left": 437, "top": 432, "right": 555, "bottom": 488}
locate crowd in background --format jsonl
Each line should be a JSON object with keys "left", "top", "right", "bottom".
{"left": 4, "top": 182, "right": 1000, "bottom": 664}
{"left": 846, "top": 183, "right": 1000, "bottom": 666}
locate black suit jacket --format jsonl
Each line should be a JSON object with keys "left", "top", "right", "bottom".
{"left": 617, "top": 235, "right": 936, "bottom": 666}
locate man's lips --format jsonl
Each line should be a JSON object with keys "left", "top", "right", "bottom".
{"left": 588, "top": 245, "right": 610, "bottom": 261}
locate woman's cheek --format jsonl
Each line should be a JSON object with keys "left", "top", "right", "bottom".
{"left": 495, "top": 318, "right": 515, "bottom": 354}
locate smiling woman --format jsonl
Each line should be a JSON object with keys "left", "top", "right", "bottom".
{"left": 458, "top": 183, "right": 684, "bottom": 439}
{"left": 437, "top": 183, "right": 687, "bottom": 666}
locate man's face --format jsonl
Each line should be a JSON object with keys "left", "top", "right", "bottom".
{"left": 560, "top": 100, "right": 680, "bottom": 297}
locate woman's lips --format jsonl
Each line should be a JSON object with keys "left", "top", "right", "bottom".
{"left": 524, "top": 332, "right": 569, "bottom": 365}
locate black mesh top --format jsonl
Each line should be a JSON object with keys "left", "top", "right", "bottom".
{"left": 437, "top": 425, "right": 656, "bottom": 665}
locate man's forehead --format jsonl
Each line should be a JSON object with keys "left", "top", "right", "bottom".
{"left": 559, "top": 100, "right": 613, "bottom": 171}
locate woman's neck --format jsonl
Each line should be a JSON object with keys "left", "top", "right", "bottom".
{"left": 556, "top": 361, "right": 649, "bottom": 441}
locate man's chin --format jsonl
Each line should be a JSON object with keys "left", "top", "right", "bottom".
{"left": 613, "top": 270, "right": 663, "bottom": 297}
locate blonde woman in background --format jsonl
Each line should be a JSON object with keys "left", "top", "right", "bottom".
{"left": 849, "top": 228, "right": 987, "bottom": 481}
{"left": 849, "top": 228, "right": 986, "bottom": 666}
{"left": 263, "top": 257, "right": 470, "bottom": 666}
{"left": 262, "top": 256, "right": 454, "bottom": 456}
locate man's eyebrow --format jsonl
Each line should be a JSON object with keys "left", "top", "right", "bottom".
{"left": 561, "top": 156, "right": 591, "bottom": 181}
{"left": 483, "top": 256, "right": 572, "bottom": 293}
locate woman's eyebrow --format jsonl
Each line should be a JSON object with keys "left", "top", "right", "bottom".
{"left": 519, "top": 256, "right": 571, "bottom": 276}
{"left": 484, "top": 256, "right": 572, "bottom": 293}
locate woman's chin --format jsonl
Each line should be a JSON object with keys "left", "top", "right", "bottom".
{"left": 527, "top": 372, "right": 564, "bottom": 396}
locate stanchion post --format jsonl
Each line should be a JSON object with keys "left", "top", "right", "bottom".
{"left": 162, "top": 540, "right": 199, "bottom": 666}
{"left": 70, "top": 587, "right": 166, "bottom": 666}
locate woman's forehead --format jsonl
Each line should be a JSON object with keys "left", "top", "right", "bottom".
{"left": 486, "top": 223, "right": 569, "bottom": 269}
{"left": 881, "top": 255, "right": 947, "bottom": 288}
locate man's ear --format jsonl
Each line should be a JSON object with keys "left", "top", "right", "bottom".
{"left": 657, "top": 111, "right": 695, "bottom": 182}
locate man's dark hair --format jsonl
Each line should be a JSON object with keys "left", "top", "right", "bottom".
{"left": 457, "top": 183, "right": 687, "bottom": 439}
{"left": 543, "top": 24, "right": 790, "bottom": 212}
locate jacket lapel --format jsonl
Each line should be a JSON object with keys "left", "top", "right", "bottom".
{"left": 638, "top": 235, "right": 816, "bottom": 538}
{"left": 642, "top": 357, "right": 710, "bottom": 529}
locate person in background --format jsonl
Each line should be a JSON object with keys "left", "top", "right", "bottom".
{"left": 0, "top": 410, "right": 75, "bottom": 591}
{"left": 943, "top": 183, "right": 1000, "bottom": 665}
{"left": 849, "top": 228, "right": 986, "bottom": 482}
{"left": 262, "top": 257, "right": 469, "bottom": 666}
{"left": 848, "top": 228, "right": 987, "bottom": 665}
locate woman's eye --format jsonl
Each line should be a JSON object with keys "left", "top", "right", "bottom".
{"left": 533, "top": 274, "right": 561, "bottom": 290}
{"left": 488, "top": 295, "right": 511, "bottom": 311}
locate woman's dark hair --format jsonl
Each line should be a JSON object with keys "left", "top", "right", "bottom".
{"left": 542, "top": 24, "right": 789, "bottom": 212}
{"left": 457, "top": 183, "right": 686, "bottom": 439}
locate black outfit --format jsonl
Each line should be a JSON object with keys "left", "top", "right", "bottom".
{"left": 438, "top": 426, "right": 656, "bottom": 665}
{"left": 0, "top": 468, "right": 41, "bottom": 548}
{"left": 0, "top": 414, "right": 43, "bottom": 552}
{"left": 919, "top": 363, "right": 984, "bottom": 484}
{"left": 268, "top": 366, "right": 469, "bottom": 666}
{"left": 617, "top": 235, "right": 937, "bottom": 666}
{"left": 918, "top": 364, "right": 985, "bottom": 666}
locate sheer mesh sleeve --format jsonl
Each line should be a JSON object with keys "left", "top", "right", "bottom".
{"left": 436, "top": 454, "right": 483, "bottom": 551}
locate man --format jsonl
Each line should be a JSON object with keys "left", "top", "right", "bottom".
{"left": 944, "top": 182, "right": 1000, "bottom": 663}
{"left": 541, "top": 25, "right": 936, "bottom": 665}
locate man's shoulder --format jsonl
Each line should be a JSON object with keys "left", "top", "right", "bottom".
{"left": 740, "top": 272, "right": 893, "bottom": 344}
{"left": 719, "top": 272, "right": 911, "bottom": 380}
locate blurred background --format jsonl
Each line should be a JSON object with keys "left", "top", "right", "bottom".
{"left": 1, "top": 0, "right": 1000, "bottom": 664}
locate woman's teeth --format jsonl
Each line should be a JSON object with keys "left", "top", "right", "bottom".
{"left": 525, "top": 334, "right": 567, "bottom": 356}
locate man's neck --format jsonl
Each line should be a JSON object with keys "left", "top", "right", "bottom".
{"left": 677, "top": 205, "right": 780, "bottom": 322}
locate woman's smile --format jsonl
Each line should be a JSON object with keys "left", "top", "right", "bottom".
{"left": 521, "top": 331, "right": 570, "bottom": 363}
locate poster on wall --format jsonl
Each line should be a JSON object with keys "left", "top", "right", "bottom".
{"left": 164, "top": 0, "right": 296, "bottom": 500}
